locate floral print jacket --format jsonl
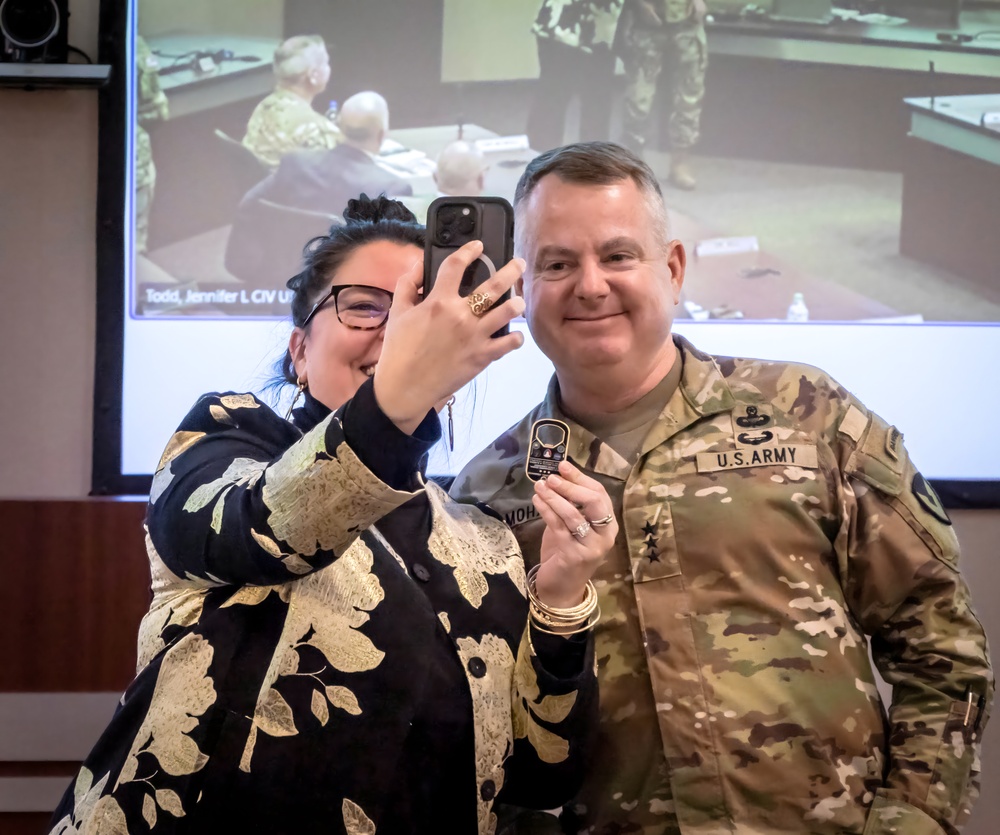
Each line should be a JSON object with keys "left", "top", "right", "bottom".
{"left": 50, "top": 380, "right": 596, "bottom": 835}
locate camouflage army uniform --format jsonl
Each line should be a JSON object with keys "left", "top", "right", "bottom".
{"left": 453, "top": 335, "right": 993, "bottom": 834}
{"left": 532, "top": 0, "right": 624, "bottom": 52}
{"left": 527, "top": 0, "right": 624, "bottom": 150}
{"left": 615, "top": 0, "right": 707, "bottom": 152}
{"left": 243, "top": 89, "right": 342, "bottom": 170}
{"left": 135, "top": 36, "right": 169, "bottom": 254}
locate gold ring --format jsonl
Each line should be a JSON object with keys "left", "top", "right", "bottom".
{"left": 468, "top": 292, "right": 492, "bottom": 317}
{"left": 588, "top": 513, "right": 614, "bottom": 527}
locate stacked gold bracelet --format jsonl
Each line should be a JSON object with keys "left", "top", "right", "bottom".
{"left": 526, "top": 564, "right": 601, "bottom": 636}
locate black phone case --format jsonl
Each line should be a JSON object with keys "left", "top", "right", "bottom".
{"left": 423, "top": 195, "right": 514, "bottom": 336}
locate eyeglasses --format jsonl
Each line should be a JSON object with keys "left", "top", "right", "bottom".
{"left": 302, "top": 284, "right": 393, "bottom": 330}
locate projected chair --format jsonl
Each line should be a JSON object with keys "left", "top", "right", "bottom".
{"left": 213, "top": 128, "right": 270, "bottom": 195}
{"left": 225, "top": 196, "right": 341, "bottom": 290}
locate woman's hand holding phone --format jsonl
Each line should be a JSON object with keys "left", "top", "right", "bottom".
{"left": 373, "top": 240, "right": 525, "bottom": 435}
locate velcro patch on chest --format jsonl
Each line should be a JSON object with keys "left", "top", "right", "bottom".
{"left": 696, "top": 444, "right": 819, "bottom": 473}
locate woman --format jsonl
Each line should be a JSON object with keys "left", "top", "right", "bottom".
{"left": 50, "top": 196, "right": 617, "bottom": 834}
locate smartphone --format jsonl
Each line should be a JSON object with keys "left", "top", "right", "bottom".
{"left": 423, "top": 195, "right": 514, "bottom": 337}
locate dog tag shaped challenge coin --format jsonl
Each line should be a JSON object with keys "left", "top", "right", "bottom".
{"left": 525, "top": 419, "right": 570, "bottom": 482}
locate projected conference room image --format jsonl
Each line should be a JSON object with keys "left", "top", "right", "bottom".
{"left": 131, "top": 0, "right": 1000, "bottom": 324}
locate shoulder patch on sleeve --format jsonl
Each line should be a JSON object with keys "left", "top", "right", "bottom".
{"left": 848, "top": 414, "right": 959, "bottom": 564}
{"left": 838, "top": 404, "right": 868, "bottom": 443}
{"left": 846, "top": 413, "right": 905, "bottom": 496}
{"left": 911, "top": 472, "right": 952, "bottom": 526}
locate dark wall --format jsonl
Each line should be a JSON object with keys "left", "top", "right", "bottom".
{"left": 284, "top": 0, "right": 446, "bottom": 126}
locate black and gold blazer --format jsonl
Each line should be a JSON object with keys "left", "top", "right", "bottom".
{"left": 49, "top": 380, "right": 596, "bottom": 835}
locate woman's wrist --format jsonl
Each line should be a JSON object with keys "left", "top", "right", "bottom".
{"left": 372, "top": 373, "right": 425, "bottom": 435}
{"left": 341, "top": 378, "right": 439, "bottom": 490}
{"left": 527, "top": 565, "right": 600, "bottom": 637}
{"left": 534, "top": 586, "right": 587, "bottom": 611}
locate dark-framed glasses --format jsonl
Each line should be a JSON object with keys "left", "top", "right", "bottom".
{"left": 302, "top": 284, "right": 393, "bottom": 330}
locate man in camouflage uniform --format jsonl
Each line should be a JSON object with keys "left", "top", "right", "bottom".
{"left": 527, "top": 0, "right": 624, "bottom": 152}
{"left": 615, "top": 0, "right": 708, "bottom": 189}
{"left": 452, "top": 142, "right": 992, "bottom": 834}
{"left": 135, "top": 35, "right": 169, "bottom": 254}
{"left": 242, "top": 35, "right": 341, "bottom": 170}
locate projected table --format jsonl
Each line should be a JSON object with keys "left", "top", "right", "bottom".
{"left": 147, "top": 34, "right": 277, "bottom": 119}
{"left": 706, "top": 10, "right": 1000, "bottom": 77}
{"left": 670, "top": 214, "right": 901, "bottom": 322}
{"left": 900, "top": 95, "right": 1000, "bottom": 296}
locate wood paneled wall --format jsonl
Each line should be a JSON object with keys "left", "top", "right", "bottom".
{"left": 0, "top": 499, "right": 150, "bottom": 834}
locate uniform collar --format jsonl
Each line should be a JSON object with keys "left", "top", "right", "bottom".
{"left": 540, "top": 335, "right": 737, "bottom": 481}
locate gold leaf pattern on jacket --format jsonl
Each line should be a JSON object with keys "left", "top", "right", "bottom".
{"left": 219, "top": 394, "right": 260, "bottom": 411}
{"left": 265, "top": 423, "right": 417, "bottom": 556}
{"left": 251, "top": 528, "right": 314, "bottom": 575}
{"left": 182, "top": 457, "right": 267, "bottom": 514}
{"left": 116, "top": 633, "right": 216, "bottom": 798}
{"left": 211, "top": 485, "right": 232, "bottom": 533}
{"left": 209, "top": 403, "right": 234, "bottom": 425}
{"left": 142, "top": 794, "right": 156, "bottom": 828}
{"left": 156, "top": 431, "right": 205, "bottom": 472}
{"left": 257, "top": 688, "right": 297, "bottom": 737}
{"left": 155, "top": 788, "right": 184, "bottom": 817}
{"left": 456, "top": 633, "right": 515, "bottom": 835}
{"left": 88, "top": 794, "right": 129, "bottom": 833}
{"left": 146, "top": 527, "right": 218, "bottom": 594}
{"left": 51, "top": 768, "right": 111, "bottom": 833}
{"left": 343, "top": 798, "right": 377, "bottom": 835}
{"left": 326, "top": 685, "right": 362, "bottom": 715}
{"left": 138, "top": 532, "right": 210, "bottom": 670}
{"left": 512, "top": 630, "right": 575, "bottom": 764}
{"left": 311, "top": 689, "right": 329, "bottom": 726}
{"left": 149, "top": 459, "right": 176, "bottom": 504}
{"left": 219, "top": 584, "right": 289, "bottom": 610}
{"left": 426, "top": 482, "right": 523, "bottom": 608}
{"left": 240, "top": 539, "right": 386, "bottom": 769}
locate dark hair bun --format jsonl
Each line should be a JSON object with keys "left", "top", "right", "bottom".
{"left": 343, "top": 193, "right": 417, "bottom": 225}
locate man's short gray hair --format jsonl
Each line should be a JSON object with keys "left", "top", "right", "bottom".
{"left": 337, "top": 91, "right": 389, "bottom": 144}
{"left": 273, "top": 35, "right": 326, "bottom": 85}
{"left": 512, "top": 141, "right": 671, "bottom": 258}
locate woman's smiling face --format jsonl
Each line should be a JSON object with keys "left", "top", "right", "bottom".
{"left": 290, "top": 239, "right": 421, "bottom": 411}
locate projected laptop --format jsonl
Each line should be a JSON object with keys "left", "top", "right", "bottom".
{"left": 768, "top": 0, "right": 834, "bottom": 24}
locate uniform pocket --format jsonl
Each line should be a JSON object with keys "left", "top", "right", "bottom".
{"left": 862, "top": 788, "right": 945, "bottom": 835}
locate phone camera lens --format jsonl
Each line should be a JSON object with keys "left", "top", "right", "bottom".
{"left": 457, "top": 215, "right": 475, "bottom": 234}
{"left": 439, "top": 229, "right": 453, "bottom": 244}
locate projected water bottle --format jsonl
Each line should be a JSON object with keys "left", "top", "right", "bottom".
{"left": 786, "top": 292, "right": 809, "bottom": 322}
{"left": 326, "top": 100, "right": 339, "bottom": 122}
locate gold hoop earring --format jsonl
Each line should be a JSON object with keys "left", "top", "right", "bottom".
{"left": 284, "top": 377, "right": 307, "bottom": 420}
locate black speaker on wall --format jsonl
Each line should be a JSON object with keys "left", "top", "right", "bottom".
{"left": 0, "top": 0, "right": 69, "bottom": 63}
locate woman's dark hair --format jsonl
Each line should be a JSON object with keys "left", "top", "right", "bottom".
{"left": 274, "top": 193, "right": 425, "bottom": 387}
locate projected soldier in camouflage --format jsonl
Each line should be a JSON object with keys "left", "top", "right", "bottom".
{"left": 242, "top": 35, "right": 341, "bottom": 170}
{"left": 615, "top": 0, "right": 708, "bottom": 189}
{"left": 135, "top": 36, "right": 169, "bottom": 254}
{"left": 452, "top": 142, "right": 993, "bottom": 835}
